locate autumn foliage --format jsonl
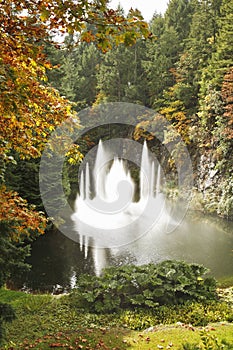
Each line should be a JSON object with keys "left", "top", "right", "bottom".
{"left": 0, "top": 0, "right": 150, "bottom": 247}
{"left": 0, "top": 1, "right": 78, "bottom": 159}
{"left": 0, "top": 186, "right": 46, "bottom": 240}
{"left": 221, "top": 68, "right": 233, "bottom": 139}
{"left": 0, "top": 0, "right": 149, "bottom": 156}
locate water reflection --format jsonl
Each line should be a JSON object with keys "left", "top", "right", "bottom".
{"left": 11, "top": 212, "right": 233, "bottom": 293}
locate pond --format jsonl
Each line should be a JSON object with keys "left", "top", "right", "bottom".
{"left": 11, "top": 211, "right": 233, "bottom": 293}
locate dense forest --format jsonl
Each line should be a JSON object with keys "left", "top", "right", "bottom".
{"left": 45, "top": 0, "right": 233, "bottom": 220}
{"left": 0, "top": 0, "right": 232, "bottom": 328}
{"left": 0, "top": 0, "right": 232, "bottom": 345}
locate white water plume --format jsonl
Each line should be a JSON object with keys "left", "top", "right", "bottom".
{"left": 71, "top": 140, "right": 175, "bottom": 275}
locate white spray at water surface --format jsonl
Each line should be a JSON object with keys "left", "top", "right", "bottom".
{"left": 71, "top": 140, "right": 173, "bottom": 274}
{"left": 39, "top": 103, "right": 194, "bottom": 278}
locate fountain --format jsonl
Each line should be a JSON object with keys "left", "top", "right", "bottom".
{"left": 71, "top": 140, "right": 172, "bottom": 275}
{"left": 34, "top": 103, "right": 232, "bottom": 288}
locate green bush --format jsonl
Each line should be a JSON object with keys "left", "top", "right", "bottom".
{"left": 72, "top": 260, "right": 217, "bottom": 313}
{"left": 181, "top": 330, "right": 233, "bottom": 350}
{"left": 0, "top": 303, "right": 15, "bottom": 344}
{"left": 120, "top": 301, "right": 233, "bottom": 330}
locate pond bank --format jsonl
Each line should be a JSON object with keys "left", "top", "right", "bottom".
{"left": 0, "top": 287, "right": 233, "bottom": 349}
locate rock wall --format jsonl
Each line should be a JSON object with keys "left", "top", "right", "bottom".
{"left": 196, "top": 151, "right": 233, "bottom": 219}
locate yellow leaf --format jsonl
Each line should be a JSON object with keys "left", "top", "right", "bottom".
{"left": 40, "top": 9, "right": 50, "bottom": 22}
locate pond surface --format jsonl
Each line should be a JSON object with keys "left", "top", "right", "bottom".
{"left": 12, "top": 211, "right": 233, "bottom": 293}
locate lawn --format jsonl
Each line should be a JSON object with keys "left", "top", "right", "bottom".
{"left": 0, "top": 288, "right": 232, "bottom": 349}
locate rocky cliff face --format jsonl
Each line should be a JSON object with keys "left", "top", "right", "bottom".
{"left": 197, "top": 151, "right": 233, "bottom": 220}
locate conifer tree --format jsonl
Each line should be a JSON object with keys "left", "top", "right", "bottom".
{"left": 165, "top": 0, "right": 196, "bottom": 43}
{"left": 144, "top": 16, "right": 181, "bottom": 109}
{"left": 97, "top": 41, "right": 148, "bottom": 105}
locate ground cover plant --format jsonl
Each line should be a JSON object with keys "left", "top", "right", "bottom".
{"left": 71, "top": 261, "right": 218, "bottom": 313}
{"left": 0, "top": 288, "right": 232, "bottom": 350}
{"left": 0, "top": 261, "right": 232, "bottom": 349}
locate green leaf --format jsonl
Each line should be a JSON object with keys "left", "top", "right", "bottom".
{"left": 40, "top": 9, "right": 50, "bottom": 22}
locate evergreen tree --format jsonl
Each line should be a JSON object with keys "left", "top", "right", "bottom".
{"left": 75, "top": 44, "right": 100, "bottom": 108}
{"left": 59, "top": 50, "right": 78, "bottom": 102}
{"left": 194, "top": 0, "right": 233, "bottom": 218}
{"left": 199, "top": 0, "right": 233, "bottom": 95}
{"left": 47, "top": 42, "right": 101, "bottom": 110}
{"left": 198, "top": 0, "right": 232, "bottom": 129}
{"left": 144, "top": 15, "right": 181, "bottom": 109}
{"left": 5, "top": 157, "right": 42, "bottom": 210}
{"left": 214, "top": 0, "right": 233, "bottom": 80}
{"left": 97, "top": 41, "right": 149, "bottom": 105}
{"left": 166, "top": 0, "right": 223, "bottom": 117}
{"left": 186, "top": 0, "right": 222, "bottom": 79}
{"left": 165, "top": 0, "right": 196, "bottom": 43}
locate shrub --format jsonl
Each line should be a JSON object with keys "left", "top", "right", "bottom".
{"left": 72, "top": 260, "right": 217, "bottom": 313}
{"left": 0, "top": 303, "right": 15, "bottom": 344}
{"left": 181, "top": 330, "right": 233, "bottom": 350}
{"left": 120, "top": 301, "right": 233, "bottom": 330}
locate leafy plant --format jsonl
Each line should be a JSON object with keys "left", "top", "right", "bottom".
{"left": 181, "top": 330, "right": 233, "bottom": 350}
{"left": 72, "top": 261, "right": 217, "bottom": 313}
{"left": 1, "top": 288, "right": 232, "bottom": 349}
{"left": 0, "top": 303, "right": 15, "bottom": 344}
{"left": 120, "top": 300, "right": 233, "bottom": 330}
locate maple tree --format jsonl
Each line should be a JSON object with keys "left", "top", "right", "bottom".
{"left": 0, "top": 0, "right": 149, "bottom": 160}
{"left": 0, "top": 2, "right": 150, "bottom": 338}
{"left": 221, "top": 68, "right": 233, "bottom": 140}
{"left": 0, "top": 0, "right": 150, "bottom": 308}
{"left": 0, "top": 186, "right": 46, "bottom": 239}
{"left": 0, "top": 1, "right": 149, "bottom": 213}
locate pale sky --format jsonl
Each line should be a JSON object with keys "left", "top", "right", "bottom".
{"left": 109, "top": 0, "right": 169, "bottom": 21}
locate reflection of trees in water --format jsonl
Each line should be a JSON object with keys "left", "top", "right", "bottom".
{"left": 15, "top": 228, "right": 96, "bottom": 292}
{"left": 187, "top": 211, "right": 233, "bottom": 237}
{"left": 9, "top": 213, "right": 233, "bottom": 292}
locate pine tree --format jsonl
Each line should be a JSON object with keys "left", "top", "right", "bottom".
{"left": 167, "top": 0, "right": 223, "bottom": 117}
{"left": 186, "top": 0, "right": 222, "bottom": 82}
{"left": 144, "top": 15, "right": 181, "bottom": 109}
{"left": 200, "top": 0, "right": 233, "bottom": 93}
{"left": 165, "top": 0, "right": 196, "bottom": 43}
{"left": 97, "top": 41, "right": 148, "bottom": 105}
{"left": 198, "top": 0, "right": 232, "bottom": 128}
{"left": 5, "top": 157, "right": 43, "bottom": 210}
{"left": 47, "top": 42, "right": 101, "bottom": 110}
{"left": 195, "top": 0, "right": 233, "bottom": 218}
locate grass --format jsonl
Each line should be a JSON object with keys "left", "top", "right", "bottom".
{"left": 0, "top": 288, "right": 233, "bottom": 349}
{"left": 3, "top": 327, "right": 129, "bottom": 349}
{"left": 3, "top": 323, "right": 233, "bottom": 350}
{"left": 217, "top": 276, "right": 233, "bottom": 288}
{"left": 0, "top": 289, "right": 128, "bottom": 349}
{"left": 126, "top": 324, "right": 233, "bottom": 349}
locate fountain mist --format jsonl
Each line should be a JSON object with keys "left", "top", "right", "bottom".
{"left": 72, "top": 140, "right": 168, "bottom": 275}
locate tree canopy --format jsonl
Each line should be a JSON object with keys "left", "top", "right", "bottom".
{"left": 0, "top": 0, "right": 233, "bottom": 296}
{"left": 0, "top": 0, "right": 150, "bottom": 160}
{"left": 0, "top": 0, "right": 151, "bottom": 301}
